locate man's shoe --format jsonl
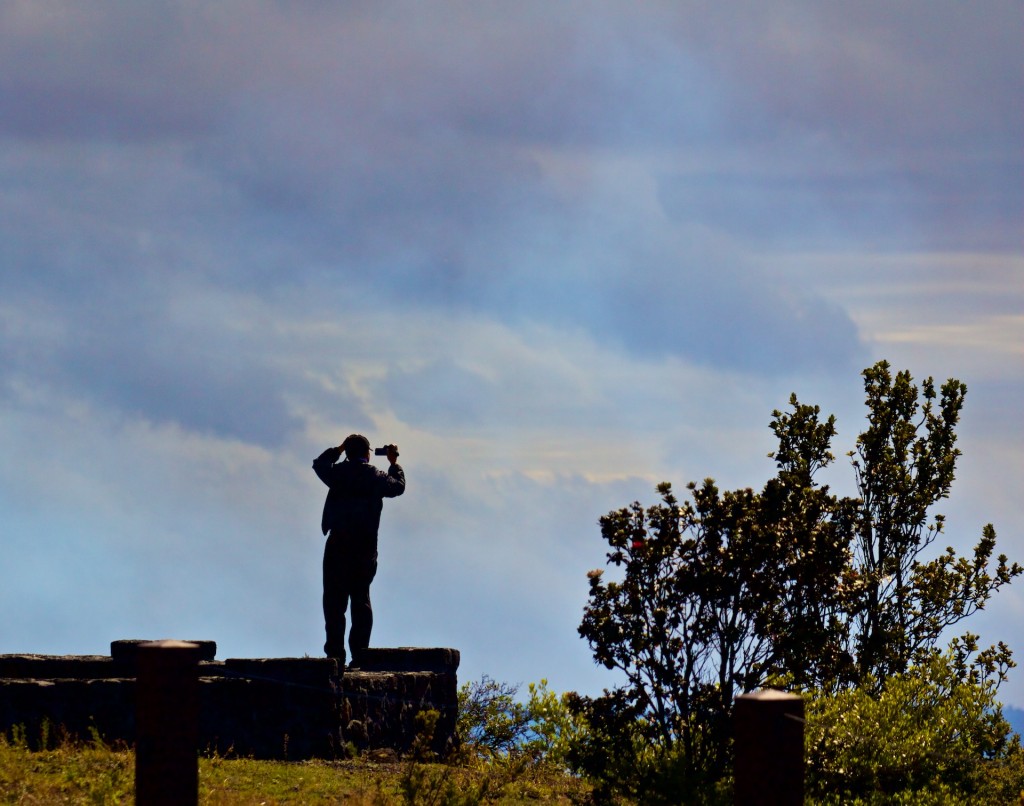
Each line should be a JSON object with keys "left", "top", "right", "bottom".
{"left": 348, "top": 649, "right": 368, "bottom": 670}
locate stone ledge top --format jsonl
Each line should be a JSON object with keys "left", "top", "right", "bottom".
{"left": 222, "top": 657, "right": 339, "bottom": 686}
{"left": 0, "top": 656, "right": 124, "bottom": 680}
{"left": 1, "top": 646, "right": 459, "bottom": 680}
{"left": 355, "top": 647, "right": 460, "bottom": 673}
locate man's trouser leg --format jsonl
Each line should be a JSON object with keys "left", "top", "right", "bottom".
{"left": 348, "top": 581, "right": 373, "bottom": 661}
{"left": 322, "top": 531, "right": 349, "bottom": 662}
{"left": 347, "top": 547, "right": 378, "bottom": 664}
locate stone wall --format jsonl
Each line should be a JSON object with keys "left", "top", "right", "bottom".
{"left": 0, "top": 641, "right": 459, "bottom": 760}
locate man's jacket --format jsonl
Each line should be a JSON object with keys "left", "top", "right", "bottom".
{"left": 313, "top": 448, "right": 405, "bottom": 538}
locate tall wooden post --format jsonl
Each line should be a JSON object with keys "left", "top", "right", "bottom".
{"left": 733, "top": 689, "right": 804, "bottom": 806}
{"left": 135, "top": 640, "right": 201, "bottom": 806}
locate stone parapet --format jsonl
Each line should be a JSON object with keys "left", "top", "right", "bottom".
{"left": 0, "top": 643, "right": 459, "bottom": 759}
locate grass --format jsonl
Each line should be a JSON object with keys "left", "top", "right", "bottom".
{"left": 0, "top": 727, "right": 134, "bottom": 805}
{"left": 0, "top": 731, "right": 588, "bottom": 805}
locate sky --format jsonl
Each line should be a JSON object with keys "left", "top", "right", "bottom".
{"left": 1, "top": 1, "right": 1022, "bottom": 705}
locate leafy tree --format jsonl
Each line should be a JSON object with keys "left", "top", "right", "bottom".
{"left": 575, "top": 474, "right": 851, "bottom": 798}
{"left": 849, "top": 363, "right": 1019, "bottom": 684}
{"left": 762, "top": 398, "right": 861, "bottom": 689}
{"left": 574, "top": 402, "right": 856, "bottom": 795}
{"left": 572, "top": 361, "right": 1020, "bottom": 800}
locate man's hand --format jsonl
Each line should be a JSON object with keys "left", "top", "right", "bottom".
{"left": 386, "top": 445, "right": 400, "bottom": 465}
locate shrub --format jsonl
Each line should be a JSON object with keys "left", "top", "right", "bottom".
{"left": 805, "top": 651, "right": 1024, "bottom": 804}
{"left": 457, "top": 676, "right": 531, "bottom": 757}
{"left": 456, "top": 676, "right": 584, "bottom": 769}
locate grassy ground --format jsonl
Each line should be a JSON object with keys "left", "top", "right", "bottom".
{"left": 0, "top": 734, "right": 588, "bottom": 805}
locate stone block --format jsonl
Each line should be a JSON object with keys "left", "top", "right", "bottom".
{"left": 223, "top": 657, "right": 339, "bottom": 687}
{"left": 354, "top": 647, "right": 460, "bottom": 673}
{"left": 0, "top": 654, "right": 121, "bottom": 680}
{"left": 0, "top": 678, "right": 136, "bottom": 748}
{"left": 198, "top": 670, "right": 341, "bottom": 759}
{"left": 111, "top": 639, "right": 217, "bottom": 664}
{"left": 341, "top": 669, "right": 458, "bottom": 754}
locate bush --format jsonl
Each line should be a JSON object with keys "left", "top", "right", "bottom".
{"left": 456, "top": 676, "right": 584, "bottom": 769}
{"left": 805, "top": 651, "right": 1024, "bottom": 804}
{"left": 565, "top": 689, "right": 730, "bottom": 805}
{"left": 457, "top": 676, "right": 531, "bottom": 757}
{"left": 521, "top": 680, "right": 585, "bottom": 768}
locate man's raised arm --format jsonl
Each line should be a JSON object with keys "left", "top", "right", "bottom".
{"left": 379, "top": 461, "right": 405, "bottom": 498}
{"left": 312, "top": 446, "right": 342, "bottom": 486}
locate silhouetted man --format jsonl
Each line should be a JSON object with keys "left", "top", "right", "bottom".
{"left": 313, "top": 434, "right": 404, "bottom": 666}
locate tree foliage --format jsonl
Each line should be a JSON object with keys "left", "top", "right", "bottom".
{"left": 849, "top": 363, "right": 1019, "bottom": 683}
{"left": 805, "top": 650, "right": 1024, "bottom": 804}
{"left": 572, "top": 361, "right": 1021, "bottom": 800}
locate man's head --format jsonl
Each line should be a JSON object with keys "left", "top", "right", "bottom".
{"left": 342, "top": 434, "right": 371, "bottom": 460}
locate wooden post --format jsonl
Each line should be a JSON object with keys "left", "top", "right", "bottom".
{"left": 135, "top": 640, "right": 201, "bottom": 806}
{"left": 733, "top": 689, "right": 804, "bottom": 806}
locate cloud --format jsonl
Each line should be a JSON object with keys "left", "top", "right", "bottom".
{"left": 7, "top": 0, "right": 1017, "bottom": 379}
{"left": 0, "top": 2, "right": 225, "bottom": 141}
{"left": 4, "top": 2, "right": 1020, "bottom": 154}
{"left": 59, "top": 321, "right": 301, "bottom": 448}
{"left": 662, "top": 1, "right": 1023, "bottom": 148}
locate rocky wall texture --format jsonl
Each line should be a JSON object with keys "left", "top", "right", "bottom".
{"left": 0, "top": 641, "right": 459, "bottom": 759}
